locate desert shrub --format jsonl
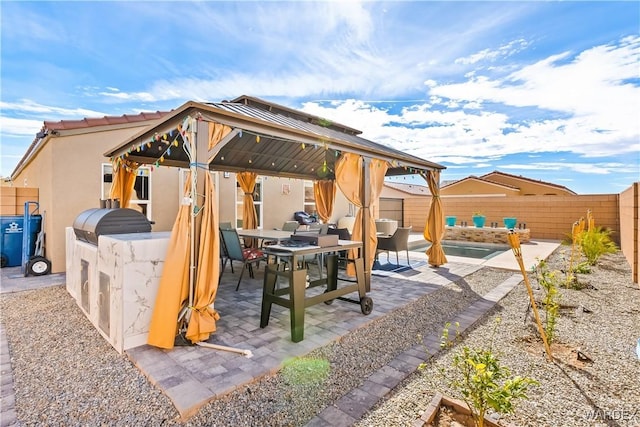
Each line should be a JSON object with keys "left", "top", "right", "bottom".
{"left": 579, "top": 227, "right": 617, "bottom": 265}
{"left": 533, "top": 259, "right": 561, "bottom": 343}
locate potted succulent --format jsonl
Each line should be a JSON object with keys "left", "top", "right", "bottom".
{"left": 503, "top": 217, "right": 517, "bottom": 229}
{"left": 472, "top": 211, "right": 486, "bottom": 228}
{"left": 445, "top": 215, "right": 457, "bottom": 227}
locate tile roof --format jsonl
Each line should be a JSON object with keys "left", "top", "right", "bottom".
{"left": 384, "top": 181, "right": 431, "bottom": 196}
{"left": 441, "top": 175, "right": 520, "bottom": 191}
{"left": 11, "top": 111, "right": 170, "bottom": 178}
{"left": 480, "top": 170, "right": 576, "bottom": 194}
{"left": 43, "top": 111, "right": 168, "bottom": 131}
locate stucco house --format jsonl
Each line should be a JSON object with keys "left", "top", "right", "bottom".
{"left": 7, "top": 96, "right": 445, "bottom": 274}
{"left": 6, "top": 114, "right": 357, "bottom": 275}
{"left": 441, "top": 170, "right": 577, "bottom": 196}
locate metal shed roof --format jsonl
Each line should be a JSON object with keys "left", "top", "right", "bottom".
{"left": 105, "top": 96, "right": 445, "bottom": 180}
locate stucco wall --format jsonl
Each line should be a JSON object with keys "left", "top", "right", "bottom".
{"left": 619, "top": 183, "right": 639, "bottom": 284}
{"left": 403, "top": 194, "right": 621, "bottom": 244}
{"left": 13, "top": 125, "right": 181, "bottom": 273}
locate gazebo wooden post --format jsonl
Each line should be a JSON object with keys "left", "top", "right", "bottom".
{"left": 191, "top": 119, "right": 210, "bottom": 292}
{"left": 362, "top": 157, "right": 372, "bottom": 292}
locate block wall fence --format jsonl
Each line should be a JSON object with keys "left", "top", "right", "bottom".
{"left": 403, "top": 194, "right": 619, "bottom": 242}
{"left": 619, "top": 183, "right": 639, "bottom": 284}
{"left": 401, "top": 186, "right": 639, "bottom": 284}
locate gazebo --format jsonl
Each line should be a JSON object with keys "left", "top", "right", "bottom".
{"left": 104, "top": 95, "right": 447, "bottom": 349}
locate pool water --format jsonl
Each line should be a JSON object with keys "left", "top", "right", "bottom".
{"left": 442, "top": 244, "right": 508, "bottom": 259}
{"left": 414, "top": 243, "right": 509, "bottom": 260}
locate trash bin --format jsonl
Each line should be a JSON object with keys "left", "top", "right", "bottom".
{"left": 0, "top": 215, "right": 41, "bottom": 268}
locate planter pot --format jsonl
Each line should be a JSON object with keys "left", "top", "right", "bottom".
{"left": 445, "top": 216, "right": 457, "bottom": 227}
{"left": 414, "top": 393, "right": 504, "bottom": 427}
{"left": 472, "top": 215, "right": 486, "bottom": 228}
{"left": 503, "top": 217, "right": 517, "bottom": 229}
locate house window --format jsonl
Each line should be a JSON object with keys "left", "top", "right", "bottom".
{"left": 303, "top": 180, "right": 316, "bottom": 215}
{"left": 178, "top": 168, "right": 218, "bottom": 205}
{"left": 101, "top": 163, "right": 151, "bottom": 220}
{"left": 236, "top": 177, "right": 263, "bottom": 229}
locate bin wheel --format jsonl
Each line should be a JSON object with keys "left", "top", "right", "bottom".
{"left": 360, "top": 296, "right": 373, "bottom": 315}
{"left": 0, "top": 254, "right": 7, "bottom": 268}
{"left": 27, "top": 256, "right": 51, "bottom": 276}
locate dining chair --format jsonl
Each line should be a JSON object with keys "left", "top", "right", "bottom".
{"left": 281, "top": 221, "right": 300, "bottom": 232}
{"left": 219, "top": 222, "right": 235, "bottom": 273}
{"left": 327, "top": 227, "right": 351, "bottom": 269}
{"left": 375, "top": 226, "right": 412, "bottom": 266}
{"left": 219, "top": 228, "right": 266, "bottom": 291}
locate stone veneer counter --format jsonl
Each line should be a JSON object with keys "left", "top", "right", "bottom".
{"left": 66, "top": 228, "right": 171, "bottom": 353}
{"left": 444, "top": 226, "right": 530, "bottom": 244}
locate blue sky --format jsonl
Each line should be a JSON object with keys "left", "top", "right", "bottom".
{"left": 1, "top": 1, "right": 638, "bottom": 194}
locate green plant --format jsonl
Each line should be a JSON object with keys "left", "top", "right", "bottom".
{"left": 451, "top": 346, "right": 538, "bottom": 427}
{"left": 533, "top": 259, "right": 560, "bottom": 343}
{"left": 572, "top": 261, "right": 591, "bottom": 274}
{"left": 579, "top": 226, "right": 617, "bottom": 265}
{"left": 472, "top": 211, "right": 484, "bottom": 217}
{"left": 419, "top": 319, "right": 538, "bottom": 427}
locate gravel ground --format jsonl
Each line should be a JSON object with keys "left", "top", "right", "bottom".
{"left": 357, "top": 248, "right": 640, "bottom": 427}
{"left": 2, "top": 246, "right": 638, "bottom": 426}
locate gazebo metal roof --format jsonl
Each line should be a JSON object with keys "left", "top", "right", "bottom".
{"left": 105, "top": 95, "right": 445, "bottom": 179}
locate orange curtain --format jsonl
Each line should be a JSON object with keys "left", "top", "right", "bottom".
{"left": 109, "top": 158, "right": 139, "bottom": 208}
{"left": 237, "top": 171, "right": 258, "bottom": 246}
{"left": 185, "top": 171, "right": 221, "bottom": 343}
{"left": 208, "top": 122, "right": 232, "bottom": 150}
{"left": 422, "top": 170, "right": 448, "bottom": 267}
{"left": 368, "top": 158, "right": 388, "bottom": 268}
{"left": 147, "top": 175, "right": 193, "bottom": 349}
{"left": 336, "top": 154, "right": 388, "bottom": 272}
{"left": 336, "top": 153, "right": 363, "bottom": 275}
{"left": 313, "top": 180, "right": 336, "bottom": 223}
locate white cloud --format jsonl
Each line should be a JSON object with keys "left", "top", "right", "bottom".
{"left": 0, "top": 117, "right": 43, "bottom": 137}
{"left": 501, "top": 162, "right": 638, "bottom": 175}
{"left": 455, "top": 39, "right": 530, "bottom": 65}
{"left": 0, "top": 99, "right": 107, "bottom": 119}
{"left": 299, "top": 36, "right": 639, "bottom": 167}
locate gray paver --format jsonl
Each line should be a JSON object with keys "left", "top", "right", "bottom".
{"left": 1, "top": 239, "right": 558, "bottom": 424}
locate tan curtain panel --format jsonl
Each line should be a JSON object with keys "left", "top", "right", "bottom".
{"left": 368, "top": 158, "right": 389, "bottom": 268}
{"left": 422, "top": 170, "right": 448, "bottom": 266}
{"left": 313, "top": 180, "right": 336, "bottom": 224}
{"left": 109, "top": 158, "right": 139, "bottom": 208}
{"left": 335, "top": 153, "right": 363, "bottom": 275}
{"left": 237, "top": 171, "right": 258, "bottom": 247}
{"left": 208, "top": 122, "right": 232, "bottom": 150}
{"left": 147, "top": 175, "right": 193, "bottom": 349}
{"left": 185, "top": 171, "right": 221, "bottom": 343}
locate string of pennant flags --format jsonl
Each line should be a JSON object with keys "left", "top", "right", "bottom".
{"left": 111, "top": 115, "right": 423, "bottom": 175}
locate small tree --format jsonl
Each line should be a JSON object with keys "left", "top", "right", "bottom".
{"left": 420, "top": 319, "right": 538, "bottom": 427}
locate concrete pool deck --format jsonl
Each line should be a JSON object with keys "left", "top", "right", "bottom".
{"left": 407, "top": 233, "right": 561, "bottom": 272}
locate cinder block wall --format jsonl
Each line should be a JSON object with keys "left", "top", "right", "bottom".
{"left": 0, "top": 187, "right": 39, "bottom": 215}
{"left": 619, "top": 183, "right": 639, "bottom": 284}
{"left": 403, "top": 194, "right": 620, "bottom": 244}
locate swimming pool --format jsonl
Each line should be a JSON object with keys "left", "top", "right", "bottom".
{"left": 413, "top": 241, "right": 509, "bottom": 260}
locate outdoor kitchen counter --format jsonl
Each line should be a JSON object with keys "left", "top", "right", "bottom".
{"left": 260, "top": 240, "right": 371, "bottom": 342}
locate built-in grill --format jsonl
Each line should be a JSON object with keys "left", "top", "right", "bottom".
{"left": 73, "top": 208, "right": 152, "bottom": 245}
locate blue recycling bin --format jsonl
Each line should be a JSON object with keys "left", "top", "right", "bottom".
{"left": 0, "top": 215, "right": 41, "bottom": 267}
